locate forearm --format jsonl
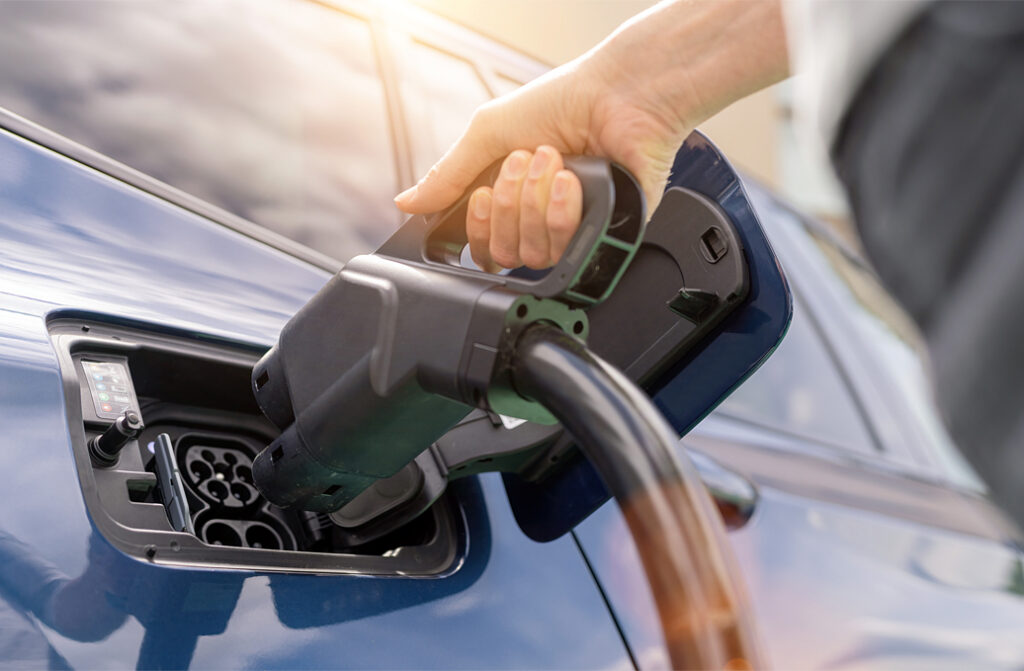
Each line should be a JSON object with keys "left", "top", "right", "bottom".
{"left": 586, "top": 0, "right": 790, "bottom": 133}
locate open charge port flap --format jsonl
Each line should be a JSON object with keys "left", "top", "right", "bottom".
{"left": 48, "top": 316, "right": 460, "bottom": 576}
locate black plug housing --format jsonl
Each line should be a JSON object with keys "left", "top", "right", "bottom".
{"left": 250, "top": 157, "right": 645, "bottom": 513}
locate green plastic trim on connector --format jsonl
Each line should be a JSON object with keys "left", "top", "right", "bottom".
{"left": 486, "top": 295, "right": 590, "bottom": 424}
{"left": 562, "top": 220, "right": 646, "bottom": 305}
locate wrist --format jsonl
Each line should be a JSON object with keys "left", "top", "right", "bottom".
{"left": 588, "top": 0, "right": 789, "bottom": 131}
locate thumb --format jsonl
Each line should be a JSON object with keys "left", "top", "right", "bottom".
{"left": 394, "top": 112, "right": 506, "bottom": 215}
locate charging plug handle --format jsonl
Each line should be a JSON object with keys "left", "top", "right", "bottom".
{"left": 510, "top": 323, "right": 763, "bottom": 671}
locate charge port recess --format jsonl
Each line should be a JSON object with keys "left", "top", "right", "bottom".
{"left": 48, "top": 316, "right": 460, "bottom": 576}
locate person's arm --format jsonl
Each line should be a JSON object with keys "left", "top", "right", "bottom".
{"left": 394, "top": 0, "right": 789, "bottom": 271}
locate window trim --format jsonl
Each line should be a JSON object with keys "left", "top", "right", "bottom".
{"left": 745, "top": 183, "right": 956, "bottom": 481}
{"left": 715, "top": 291, "right": 884, "bottom": 457}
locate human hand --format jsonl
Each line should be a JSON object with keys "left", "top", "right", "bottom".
{"left": 393, "top": 46, "right": 692, "bottom": 270}
{"left": 393, "top": 0, "right": 789, "bottom": 271}
{"left": 463, "top": 146, "right": 583, "bottom": 271}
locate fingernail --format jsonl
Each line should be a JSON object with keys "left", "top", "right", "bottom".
{"left": 552, "top": 173, "right": 570, "bottom": 200}
{"left": 528, "top": 149, "right": 551, "bottom": 179}
{"left": 505, "top": 152, "right": 528, "bottom": 178}
{"left": 395, "top": 184, "right": 418, "bottom": 204}
{"left": 472, "top": 190, "right": 491, "bottom": 219}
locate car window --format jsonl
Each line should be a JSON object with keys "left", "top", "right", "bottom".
{"left": 716, "top": 296, "right": 877, "bottom": 454}
{"left": 803, "top": 228, "right": 985, "bottom": 490}
{"left": 0, "top": 0, "right": 399, "bottom": 263}
{"left": 397, "top": 40, "right": 493, "bottom": 178}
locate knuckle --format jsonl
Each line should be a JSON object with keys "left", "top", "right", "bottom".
{"left": 423, "top": 162, "right": 442, "bottom": 184}
{"left": 547, "top": 215, "right": 578, "bottom": 234}
{"left": 470, "top": 102, "right": 496, "bottom": 126}
{"left": 423, "top": 162, "right": 461, "bottom": 194}
{"left": 520, "top": 185, "right": 542, "bottom": 212}
{"left": 492, "top": 190, "right": 516, "bottom": 211}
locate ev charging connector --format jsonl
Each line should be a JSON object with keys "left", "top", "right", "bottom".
{"left": 250, "top": 157, "right": 645, "bottom": 513}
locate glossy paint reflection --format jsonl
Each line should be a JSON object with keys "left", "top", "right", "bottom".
{"left": 0, "top": 1, "right": 401, "bottom": 262}
{"left": 0, "top": 130, "right": 327, "bottom": 344}
{"left": 0, "top": 476, "right": 629, "bottom": 669}
{"left": 576, "top": 462, "right": 1024, "bottom": 670}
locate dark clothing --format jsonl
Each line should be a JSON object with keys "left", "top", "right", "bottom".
{"left": 835, "top": 1, "right": 1024, "bottom": 527}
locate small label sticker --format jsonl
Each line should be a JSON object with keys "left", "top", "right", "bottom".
{"left": 498, "top": 415, "right": 528, "bottom": 431}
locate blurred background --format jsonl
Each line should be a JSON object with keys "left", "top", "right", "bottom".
{"left": 413, "top": 0, "right": 854, "bottom": 241}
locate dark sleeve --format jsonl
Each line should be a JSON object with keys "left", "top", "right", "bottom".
{"left": 833, "top": 0, "right": 1024, "bottom": 528}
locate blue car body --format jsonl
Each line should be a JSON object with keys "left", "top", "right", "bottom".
{"left": 0, "top": 2, "right": 1023, "bottom": 669}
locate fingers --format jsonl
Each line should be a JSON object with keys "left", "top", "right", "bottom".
{"left": 547, "top": 169, "right": 583, "bottom": 262}
{"left": 465, "top": 146, "right": 581, "bottom": 272}
{"left": 467, "top": 187, "right": 498, "bottom": 273}
{"left": 518, "top": 147, "right": 563, "bottom": 268}
{"left": 489, "top": 150, "right": 532, "bottom": 268}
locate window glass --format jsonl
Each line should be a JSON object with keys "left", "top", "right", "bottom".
{"left": 804, "top": 228, "right": 985, "bottom": 489}
{"left": 0, "top": 1, "right": 399, "bottom": 262}
{"left": 397, "top": 40, "right": 493, "bottom": 178}
{"left": 717, "top": 297, "right": 877, "bottom": 453}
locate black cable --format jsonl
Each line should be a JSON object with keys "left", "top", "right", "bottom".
{"left": 511, "top": 324, "right": 763, "bottom": 670}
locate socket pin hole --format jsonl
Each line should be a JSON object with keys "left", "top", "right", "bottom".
{"left": 573, "top": 321, "right": 584, "bottom": 334}
{"left": 231, "top": 483, "right": 251, "bottom": 503}
{"left": 202, "top": 449, "right": 216, "bottom": 463}
{"left": 245, "top": 525, "right": 281, "bottom": 550}
{"left": 204, "top": 522, "right": 242, "bottom": 547}
{"left": 236, "top": 465, "right": 253, "bottom": 483}
{"left": 190, "top": 461, "right": 212, "bottom": 482}
{"left": 516, "top": 304, "right": 528, "bottom": 318}
{"left": 208, "top": 480, "right": 229, "bottom": 501}
{"left": 223, "top": 452, "right": 238, "bottom": 465}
